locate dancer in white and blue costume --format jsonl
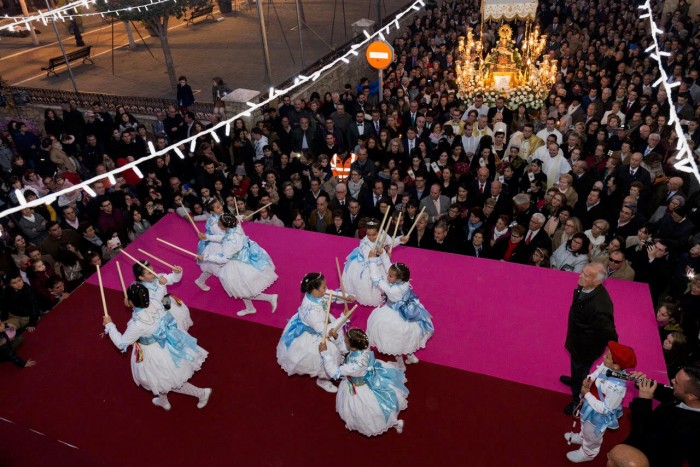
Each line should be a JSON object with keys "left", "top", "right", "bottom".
{"left": 366, "top": 250, "right": 434, "bottom": 369}
{"left": 320, "top": 328, "right": 408, "bottom": 436}
{"left": 277, "top": 273, "right": 352, "bottom": 393}
{"left": 197, "top": 213, "right": 278, "bottom": 317}
{"left": 194, "top": 199, "right": 226, "bottom": 291}
{"left": 342, "top": 219, "right": 407, "bottom": 306}
{"left": 103, "top": 283, "right": 212, "bottom": 411}
{"left": 134, "top": 260, "right": 192, "bottom": 332}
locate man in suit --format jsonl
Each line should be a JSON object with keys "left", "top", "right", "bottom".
{"left": 648, "top": 176, "right": 685, "bottom": 216}
{"left": 407, "top": 171, "right": 430, "bottom": 202}
{"left": 609, "top": 204, "right": 641, "bottom": 240}
{"left": 420, "top": 184, "right": 451, "bottom": 228}
{"left": 573, "top": 188, "right": 609, "bottom": 230}
{"left": 401, "top": 100, "right": 422, "bottom": 134}
{"left": 346, "top": 110, "right": 372, "bottom": 150}
{"left": 561, "top": 262, "right": 618, "bottom": 415}
{"left": 522, "top": 213, "right": 552, "bottom": 258}
{"left": 487, "top": 180, "right": 512, "bottom": 217}
{"left": 369, "top": 109, "right": 384, "bottom": 137}
{"left": 344, "top": 198, "right": 363, "bottom": 236}
{"left": 329, "top": 183, "right": 350, "bottom": 215}
{"left": 622, "top": 90, "right": 640, "bottom": 122}
{"left": 362, "top": 179, "right": 386, "bottom": 217}
{"left": 291, "top": 117, "right": 318, "bottom": 152}
{"left": 570, "top": 161, "right": 595, "bottom": 199}
{"left": 427, "top": 221, "right": 457, "bottom": 253}
{"left": 615, "top": 152, "right": 652, "bottom": 192}
{"left": 402, "top": 127, "right": 422, "bottom": 156}
{"left": 470, "top": 167, "right": 492, "bottom": 206}
{"left": 486, "top": 97, "right": 513, "bottom": 126}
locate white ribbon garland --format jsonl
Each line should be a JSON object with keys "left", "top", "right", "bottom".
{"left": 637, "top": 0, "right": 700, "bottom": 184}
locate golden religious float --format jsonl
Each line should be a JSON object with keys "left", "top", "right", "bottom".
{"left": 455, "top": 0, "right": 557, "bottom": 110}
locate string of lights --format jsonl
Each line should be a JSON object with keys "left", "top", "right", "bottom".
{"left": 1, "top": 0, "right": 97, "bottom": 32}
{"left": 0, "top": 0, "right": 425, "bottom": 219}
{"left": 4, "top": 0, "right": 696, "bottom": 220}
{"left": 637, "top": 0, "right": 699, "bottom": 184}
{"left": 1, "top": 0, "right": 178, "bottom": 30}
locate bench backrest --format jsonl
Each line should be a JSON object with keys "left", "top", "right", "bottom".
{"left": 50, "top": 46, "right": 91, "bottom": 66}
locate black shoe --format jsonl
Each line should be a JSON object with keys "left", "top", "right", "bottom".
{"left": 564, "top": 402, "right": 576, "bottom": 416}
{"left": 560, "top": 375, "right": 572, "bottom": 386}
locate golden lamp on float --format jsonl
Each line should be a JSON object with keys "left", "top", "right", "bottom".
{"left": 456, "top": 23, "right": 557, "bottom": 110}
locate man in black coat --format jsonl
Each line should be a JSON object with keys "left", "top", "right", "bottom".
{"left": 614, "top": 368, "right": 700, "bottom": 467}
{"left": 561, "top": 262, "right": 618, "bottom": 414}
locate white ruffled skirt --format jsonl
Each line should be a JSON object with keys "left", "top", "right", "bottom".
{"left": 336, "top": 363, "right": 408, "bottom": 437}
{"left": 219, "top": 261, "right": 277, "bottom": 298}
{"left": 367, "top": 305, "right": 432, "bottom": 355}
{"left": 130, "top": 342, "right": 208, "bottom": 395}
{"left": 342, "top": 260, "right": 384, "bottom": 307}
{"left": 276, "top": 323, "right": 343, "bottom": 378}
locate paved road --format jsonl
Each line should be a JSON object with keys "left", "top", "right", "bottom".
{"left": 0, "top": 0, "right": 409, "bottom": 100}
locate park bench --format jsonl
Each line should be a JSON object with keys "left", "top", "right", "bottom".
{"left": 186, "top": 3, "right": 215, "bottom": 25}
{"left": 41, "top": 46, "right": 93, "bottom": 77}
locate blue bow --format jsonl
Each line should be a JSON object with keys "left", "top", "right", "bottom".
{"left": 139, "top": 312, "right": 199, "bottom": 367}
{"left": 231, "top": 237, "right": 271, "bottom": 271}
{"left": 347, "top": 351, "right": 408, "bottom": 422}
{"left": 388, "top": 289, "right": 434, "bottom": 336}
{"left": 281, "top": 313, "right": 319, "bottom": 348}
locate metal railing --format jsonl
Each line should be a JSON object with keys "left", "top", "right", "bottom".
{"left": 6, "top": 85, "right": 215, "bottom": 119}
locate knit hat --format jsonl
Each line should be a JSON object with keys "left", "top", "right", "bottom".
{"left": 608, "top": 341, "right": 637, "bottom": 369}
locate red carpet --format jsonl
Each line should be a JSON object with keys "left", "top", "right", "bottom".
{"left": 1, "top": 284, "right": 630, "bottom": 466}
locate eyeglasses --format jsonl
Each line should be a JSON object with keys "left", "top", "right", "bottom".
{"left": 608, "top": 257, "right": 623, "bottom": 264}
{"left": 511, "top": 234, "right": 522, "bottom": 238}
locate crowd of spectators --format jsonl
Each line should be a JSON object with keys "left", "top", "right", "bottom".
{"left": 1, "top": 0, "right": 699, "bottom": 424}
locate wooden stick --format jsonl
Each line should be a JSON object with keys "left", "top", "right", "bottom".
{"left": 138, "top": 248, "right": 175, "bottom": 270}
{"left": 96, "top": 264, "right": 109, "bottom": 317}
{"left": 322, "top": 292, "right": 333, "bottom": 343}
{"left": 119, "top": 248, "right": 159, "bottom": 277}
{"left": 373, "top": 206, "right": 392, "bottom": 253}
{"left": 323, "top": 290, "right": 353, "bottom": 301}
{"left": 178, "top": 201, "right": 201, "bottom": 234}
{"left": 389, "top": 212, "right": 403, "bottom": 255}
{"left": 245, "top": 202, "right": 272, "bottom": 220}
{"left": 115, "top": 260, "right": 127, "bottom": 300}
{"left": 233, "top": 196, "right": 240, "bottom": 217}
{"left": 331, "top": 304, "right": 359, "bottom": 334}
{"left": 335, "top": 257, "right": 349, "bottom": 314}
{"left": 404, "top": 206, "right": 426, "bottom": 238}
{"left": 156, "top": 238, "right": 199, "bottom": 258}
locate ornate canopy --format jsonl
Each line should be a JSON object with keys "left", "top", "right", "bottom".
{"left": 481, "top": 0, "right": 538, "bottom": 22}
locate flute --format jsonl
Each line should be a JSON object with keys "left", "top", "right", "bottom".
{"left": 605, "top": 370, "right": 673, "bottom": 389}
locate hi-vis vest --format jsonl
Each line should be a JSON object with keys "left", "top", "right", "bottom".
{"left": 330, "top": 152, "right": 357, "bottom": 181}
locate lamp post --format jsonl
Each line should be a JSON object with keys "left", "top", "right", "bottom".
{"left": 46, "top": 0, "right": 78, "bottom": 93}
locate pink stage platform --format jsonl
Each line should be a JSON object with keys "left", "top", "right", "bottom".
{"left": 89, "top": 213, "right": 668, "bottom": 402}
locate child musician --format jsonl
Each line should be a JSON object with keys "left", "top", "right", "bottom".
{"left": 103, "top": 283, "right": 211, "bottom": 411}
{"left": 366, "top": 249, "right": 434, "bottom": 369}
{"left": 133, "top": 260, "right": 192, "bottom": 331}
{"left": 277, "top": 272, "right": 351, "bottom": 393}
{"left": 342, "top": 219, "right": 407, "bottom": 306}
{"left": 564, "top": 341, "right": 637, "bottom": 463}
{"left": 197, "top": 213, "right": 278, "bottom": 316}
{"left": 319, "top": 328, "right": 409, "bottom": 436}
